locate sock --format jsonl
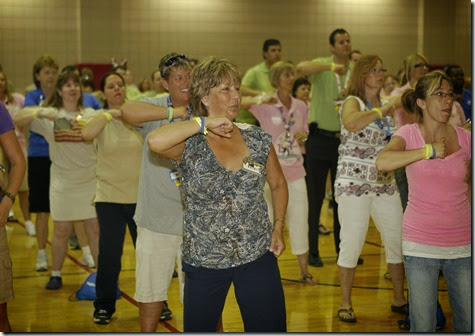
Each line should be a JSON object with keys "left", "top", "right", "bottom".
{"left": 82, "top": 245, "right": 91, "bottom": 255}
{"left": 52, "top": 270, "right": 61, "bottom": 277}
{"left": 38, "top": 249, "right": 46, "bottom": 257}
{"left": 25, "top": 220, "right": 33, "bottom": 226}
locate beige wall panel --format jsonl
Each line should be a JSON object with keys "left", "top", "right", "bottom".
{"left": 0, "top": 0, "right": 471, "bottom": 92}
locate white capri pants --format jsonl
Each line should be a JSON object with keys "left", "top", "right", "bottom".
{"left": 336, "top": 193, "right": 403, "bottom": 268}
{"left": 264, "top": 178, "right": 309, "bottom": 255}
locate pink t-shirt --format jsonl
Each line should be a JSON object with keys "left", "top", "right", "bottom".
{"left": 395, "top": 124, "right": 471, "bottom": 246}
{"left": 249, "top": 95, "right": 308, "bottom": 183}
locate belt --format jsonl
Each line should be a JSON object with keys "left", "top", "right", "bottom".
{"left": 309, "top": 127, "right": 340, "bottom": 138}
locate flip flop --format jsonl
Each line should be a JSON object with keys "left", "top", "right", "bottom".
{"left": 300, "top": 274, "right": 317, "bottom": 285}
{"left": 318, "top": 224, "right": 331, "bottom": 235}
{"left": 391, "top": 303, "right": 408, "bottom": 315}
{"left": 338, "top": 307, "right": 357, "bottom": 323}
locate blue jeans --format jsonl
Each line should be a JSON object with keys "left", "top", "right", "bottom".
{"left": 404, "top": 255, "right": 472, "bottom": 332}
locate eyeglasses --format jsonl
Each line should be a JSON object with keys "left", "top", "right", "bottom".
{"left": 164, "top": 54, "right": 189, "bottom": 67}
{"left": 431, "top": 91, "right": 455, "bottom": 100}
{"left": 369, "top": 68, "right": 387, "bottom": 75}
{"left": 414, "top": 63, "right": 429, "bottom": 69}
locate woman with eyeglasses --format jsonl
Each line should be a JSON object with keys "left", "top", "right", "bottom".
{"left": 334, "top": 55, "right": 407, "bottom": 323}
{"left": 376, "top": 71, "right": 471, "bottom": 332}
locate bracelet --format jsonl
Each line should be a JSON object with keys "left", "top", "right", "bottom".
{"left": 167, "top": 107, "right": 174, "bottom": 122}
{"left": 193, "top": 117, "right": 208, "bottom": 135}
{"left": 0, "top": 163, "right": 5, "bottom": 174}
{"left": 103, "top": 112, "right": 113, "bottom": 122}
{"left": 430, "top": 145, "right": 437, "bottom": 159}
{"left": 2, "top": 191, "right": 15, "bottom": 204}
{"left": 256, "top": 95, "right": 263, "bottom": 105}
{"left": 423, "top": 144, "right": 434, "bottom": 160}
{"left": 274, "top": 218, "right": 285, "bottom": 226}
{"left": 330, "top": 63, "right": 336, "bottom": 72}
{"left": 372, "top": 108, "right": 383, "bottom": 119}
{"left": 32, "top": 110, "right": 38, "bottom": 119}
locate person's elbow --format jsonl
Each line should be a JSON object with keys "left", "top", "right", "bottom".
{"left": 375, "top": 154, "right": 391, "bottom": 172}
{"left": 295, "top": 63, "right": 307, "bottom": 77}
{"left": 147, "top": 133, "right": 163, "bottom": 154}
{"left": 81, "top": 128, "right": 94, "bottom": 142}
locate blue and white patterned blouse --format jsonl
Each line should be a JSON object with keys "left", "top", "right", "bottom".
{"left": 177, "top": 123, "right": 273, "bottom": 269}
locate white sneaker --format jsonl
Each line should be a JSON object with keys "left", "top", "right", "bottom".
{"left": 81, "top": 253, "right": 96, "bottom": 268}
{"left": 36, "top": 253, "right": 48, "bottom": 272}
{"left": 25, "top": 221, "right": 36, "bottom": 236}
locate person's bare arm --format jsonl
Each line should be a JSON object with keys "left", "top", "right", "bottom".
{"left": 0, "top": 130, "right": 26, "bottom": 225}
{"left": 265, "top": 146, "right": 288, "bottom": 257}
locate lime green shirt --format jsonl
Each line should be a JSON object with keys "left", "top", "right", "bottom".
{"left": 241, "top": 61, "right": 274, "bottom": 94}
{"left": 237, "top": 61, "right": 275, "bottom": 125}
{"left": 309, "top": 56, "right": 353, "bottom": 131}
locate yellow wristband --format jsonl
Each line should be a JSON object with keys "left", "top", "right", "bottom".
{"left": 330, "top": 63, "right": 336, "bottom": 72}
{"left": 256, "top": 95, "right": 263, "bottom": 105}
{"left": 193, "top": 117, "right": 208, "bottom": 135}
{"left": 167, "top": 107, "right": 174, "bottom": 122}
{"left": 32, "top": 110, "right": 38, "bottom": 119}
{"left": 423, "top": 144, "right": 433, "bottom": 160}
{"left": 373, "top": 108, "right": 383, "bottom": 119}
{"left": 104, "top": 112, "right": 113, "bottom": 122}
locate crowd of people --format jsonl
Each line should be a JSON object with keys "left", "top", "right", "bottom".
{"left": 0, "top": 26, "right": 471, "bottom": 333}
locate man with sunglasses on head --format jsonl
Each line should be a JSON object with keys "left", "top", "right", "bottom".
{"left": 121, "top": 53, "right": 191, "bottom": 332}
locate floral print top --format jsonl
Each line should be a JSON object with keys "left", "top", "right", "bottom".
{"left": 335, "top": 95, "right": 397, "bottom": 197}
{"left": 177, "top": 123, "right": 273, "bottom": 269}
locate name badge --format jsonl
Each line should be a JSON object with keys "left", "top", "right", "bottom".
{"left": 169, "top": 169, "right": 181, "bottom": 187}
{"left": 242, "top": 157, "right": 264, "bottom": 176}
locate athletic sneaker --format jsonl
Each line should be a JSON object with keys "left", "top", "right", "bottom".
{"left": 36, "top": 253, "right": 48, "bottom": 272}
{"left": 81, "top": 253, "right": 96, "bottom": 268}
{"left": 25, "top": 221, "right": 36, "bottom": 236}
{"left": 94, "top": 309, "right": 112, "bottom": 325}
{"left": 160, "top": 301, "right": 173, "bottom": 321}
{"left": 45, "top": 276, "right": 62, "bottom": 290}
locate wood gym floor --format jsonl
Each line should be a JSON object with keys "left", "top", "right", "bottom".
{"left": 5, "top": 197, "right": 454, "bottom": 333}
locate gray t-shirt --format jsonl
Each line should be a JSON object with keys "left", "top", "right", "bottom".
{"left": 133, "top": 95, "right": 184, "bottom": 235}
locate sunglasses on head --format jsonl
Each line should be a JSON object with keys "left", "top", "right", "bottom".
{"left": 164, "top": 54, "right": 190, "bottom": 67}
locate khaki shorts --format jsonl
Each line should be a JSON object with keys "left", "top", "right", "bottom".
{"left": 0, "top": 225, "right": 14, "bottom": 304}
{"left": 134, "top": 227, "right": 183, "bottom": 303}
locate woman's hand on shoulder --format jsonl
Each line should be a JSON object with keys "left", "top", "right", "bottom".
{"left": 204, "top": 117, "right": 234, "bottom": 138}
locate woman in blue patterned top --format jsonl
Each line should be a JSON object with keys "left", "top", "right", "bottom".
{"left": 148, "top": 56, "right": 288, "bottom": 332}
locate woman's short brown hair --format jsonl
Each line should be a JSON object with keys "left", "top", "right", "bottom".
{"left": 190, "top": 56, "right": 241, "bottom": 117}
